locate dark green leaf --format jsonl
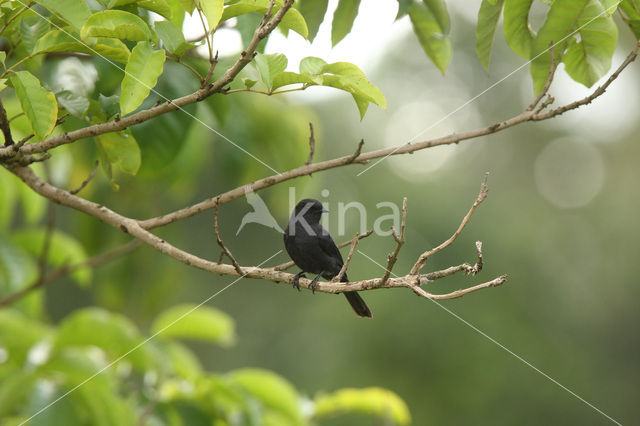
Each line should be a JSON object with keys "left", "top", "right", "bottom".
{"left": 155, "top": 20, "right": 195, "bottom": 57}
{"left": 396, "top": 0, "right": 413, "bottom": 19}
{"left": 332, "top": 0, "right": 360, "bottom": 46}
{"left": 476, "top": 0, "right": 505, "bottom": 72}
{"left": 9, "top": 71, "right": 58, "bottom": 141}
{"left": 56, "top": 90, "right": 89, "bottom": 117}
{"left": 20, "top": 16, "right": 50, "bottom": 54}
{"left": 97, "top": 130, "right": 141, "bottom": 175}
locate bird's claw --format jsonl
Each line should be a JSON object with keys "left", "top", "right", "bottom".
{"left": 293, "top": 272, "right": 305, "bottom": 292}
{"left": 310, "top": 274, "right": 321, "bottom": 294}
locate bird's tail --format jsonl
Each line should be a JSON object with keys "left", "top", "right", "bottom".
{"left": 341, "top": 273, "right": 372, "bottom": 318}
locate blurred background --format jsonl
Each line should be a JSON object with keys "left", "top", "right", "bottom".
{"left": 10, "top": 0, "right": 640, "bottom": 424}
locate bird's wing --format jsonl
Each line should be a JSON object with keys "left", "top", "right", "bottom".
{"left": 317, "top": 231, "right": 344, "bottom": 266}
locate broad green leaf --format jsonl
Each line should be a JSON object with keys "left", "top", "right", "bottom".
{"left": 221, "top": 0, "right": 309, "bottom": 38}
{"left": 563, "top": 1, "right": 618, "bottom": 88}
{"left": 157, "top": 340, "right": 203, "bottom": 380}
{"left": 138, "top": 0, "right": 173, "bottom": 19}
{"left": 408, "top": 3, "right": 452, "bottom": 74}
{"left": 314, "top": 387, "right": 411, "bottom": 425}
{"left": 332, "top": 0, "right": 360, "bottom": 46}
{"left": 168, "top": 0, "right": 187, "bottom": 27}
{"left": 56, "top": 90, "right": 90, "bottom": 117}
{"left": 177, "top": 0, "right": 196, "bottom": 14}
{"left": 423, "top": 0, "right": 450, "bottom": 34}
{"left": 97, "top": 130, "right": 141, "bottom": 175}
{"left": 530, "top": 0, "right": 617, "bottom": 93}
{"left": 255, "top": 53, "right": 288, "bottom": 89}
{"left": 20, "top": 16, "right": 50, "bottom": 54}
{"left": 155, "top": 20, "right": 194, "bottom": 57}
{"left": 33, "top": 0, "right": 91, "bottom": 31}
{"left": 0, "top": 79, "right": 6, "bottom": 92}
{"left": 150, "top": 304, "right": 236, "bottom": 346}
{"left": 98, "top": 0, "right": 136, "bottom": 7}
{"left": 228, "top": 368, "right": 303, "bottom": 425}
{"left": 299, "top": 56, "right": 327, "bottom": 75}
{"left": 396, "top": 0, "right": 412, "bottom": 19}
{"left": 624, "top": 18, "right": 640, "bottom": 38}
{"left": 53, "top": 308, "right": 151, "bottom": 370}
{"left": 9, "top": 71, "right": 58, "bottom": 141}
{"left": 11, "top": 228, "right": 91, "bottom": 285}
{"left": 298, "top": 0, "right": 329, "bottom": 42}
{"left": 599, "top": 0, "right": 620, "bottom": 15}
{"left": 81, "top": 10, "right": 154, "bottom": 42}
{"left": 0, "top": 51, "right": 6, "bottom": 68}
{"left": 99, "top": 93, "right": 120, "bottom": 118}
{"left": 120, "top": 41, "right": 165, "bottom": 115}
{"left": 35, "top": 31, "right": 132, "bottom": 63}
{"left": 476, "top": 0, "right": 505, "bottom": 72}
{"left": 0, "top": 310, "right": 49, "bottom": 367}
{"left": 200, "top": 0, "right": 224, "bottom": 30}
{"left": 503, "top": 0, "right": 535, "bottom": 59}
{"left": 271, "top": 71, "right": 314, "bottom": 89}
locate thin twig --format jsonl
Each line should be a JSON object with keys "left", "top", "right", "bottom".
{"left": 214, "top": 204, "right": 243, "bottom": 275}
{"left": 381, "top": 197, "right": 407, "bottom": 285}
{"left": 0, "top": 240, "right": 141, "bottom": 308}
{"left": 347, "top": 139, "right": 365, "bottom": 163}
{"left": 410, "top": 173, "right": 489, "bottom": 275}
{"left": 69, "top": 160, "right": 99, "bottom": 195}
{"left": 411, "top": 275, "right": 507, "bottom": 300}
{"left": 196, "top": 7, "right": 214, "bottom": 64}
{"left": 0, "top": 3, "right": 31, "bottom": 36}
{"left": 527, "top": 42, "right": 556, "bottom": 111}
{"left": 202, "top": 51, "right": 219, "bottom": 88}
{"left": 305, "top": 122, "right": 315, "bottom": 166}
{"left": 333, "top": 232, "right": 360, "bottom": 282}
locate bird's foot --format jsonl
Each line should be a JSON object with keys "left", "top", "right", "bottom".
{"left": 293, "top": 272, "right": 305, "bottom": 291}
{"left": 310, "top": 273, "right": 323, "bottom": 294}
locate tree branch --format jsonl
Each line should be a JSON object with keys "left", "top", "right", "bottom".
{"left": 305, "top": 122, "right": 315, "bottom": 166}
{"left": 0, "top": 99, "right": 15, "bottom": 146}
{"left": 332, "top": 231, "right": 361, "bottom": 282}
{"left": 214, "top": 203, "right": 243, "bottom": 275}
{"left": 381, "top": 197, "right": 406, "bottom": 285}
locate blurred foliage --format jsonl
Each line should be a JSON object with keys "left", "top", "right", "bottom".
{"left": 0, "top": 0, "right": 639, "bottom": 425}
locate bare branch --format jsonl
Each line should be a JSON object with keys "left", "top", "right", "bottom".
{"left": 348, "top": 139, "right": 365, "bottom": 164}
{"left": 333, "top": 232, "right": 361, "bottom": 282}
{"left": 69, "top": 160, "right": 99, "bottom": 195}
{"left": 214, "top": 203, "right": 243, "bottom": 275}
{"left": 381, "top": 197, "right": 407, "bottom": 285}
{"left": 202, "top": 51, "right": 219, "bottom": 88}
{"left": 527, "top": 42, "right": 556, "bottom": 111}
{"left": 305, "top": 122, "right": 315, "bottom": 166}
{"left": 411, "top": 275, "right": 508, "bottom": 300}
{"left": 410, "top": 173, "right": 488, "bottom": 275}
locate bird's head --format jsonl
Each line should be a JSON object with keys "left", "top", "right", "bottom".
{"left": 292, "top": 198, "right": 327, "bottom": 224}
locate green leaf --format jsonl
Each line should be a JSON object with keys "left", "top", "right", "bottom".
{"left": 313, "top": 387, "right": 411, "bottom": 425}
{"left": 0, "top": 79, "right": 6, "bottom": 92}
{"left": 11, "top": 228, "right": 91, "bottom": 286}
{"left": 156, "top": 340, "right": 203, "bottom": 380}
{"left": 97, "top": 130, "right": 141, "bottom": 175}
{"left": 530, "top": 0, "right": 617, "bottom": 94}
{"left": 56, "top": 90, "right": 90, "bottom": 117}
{"left": 423, "top": 0, "right": 450, "bottom": 34}
{"left": 408, "top": 2, "right": 452, "bottom": 74}
{"left": 0, "top": 237, "right": 38, "bottom": 296}
{"left": 396, "top": 0, "right": 413, "bottom": 19}
{"left": 0, "top": 172, "right": 16, "bottom": 229}
{"left": 155, "top": 20, "right": 194, "bottom": 57}
{"left": 221, "top": 0, "right": 309, "bottom": 38}
{"left": 298, "top": 0, "right": 329, "bottom": 42}
{"left": 99, "top": 93, "right": 120, "bottom": 118}
{"left": 299, "top": 56, "right": 327, "bottom": 75}
{"left": 9, "top": 71, "right": 58, "bottom": 141}
{"left": 53, "top": 308, "right": 151, "bottom": 372}
{"left": 563, "top": 1, "right": 618, "bottom": 88}
{"left": 33, "top": 0, "right": 91, "bottom": 31}
{"left": 34, "top": 30, "right": 131, "bottom": 63}
{"left": 320, "top": 63, "right": 386, "bottom": 119}
{"left": 150, "top": 304, "right": 236, "bottom": 346}
{"left": 624, "top": 18, "right": 640, "bottom": 38}
{"left": 81, "top": 10, "right": 154, "bottom": 42}
{"left": 20, "top": 16, "right": 50, "bottom": 54}
{"left": 228, "top": 368, "right": 303, "bottom": 425}
{"left": 599, "top": 0, "right": 620, "bottom": 15}
{"left": 331, "top": 0, "right": 360, "bottom": 46}
{"left": 120, "top": 41, "right": 166, "bottom": 115}
{"left": 0, "top": 51, "right": 5, "bottom": 68}
{"left": 503, "top": 0, "right": 535, "bottom": 59}
{"left": 98, "top": 0, "right": 136, "bottom": 7}
{"left": 199, "top": 0, "right": 224, "bottom": 30}
{"left": 476, "top": 0, "right": 505, "bottom": 72}
{"left": 255, "top": 53, "right": 288, "bottom": 89}
{"left": 16, "top": 177, "right": 47, "bottom": 224}
{"left": 271, "top": 71, "right": 314, "bottom": 90}
{"left": 138, "top": 0, "right": 173, "bottom": 20}
{"left": 0, "top": 309, "right": 49, "bottom": 367}
{"left": 177, "top": 0, "right": 196, "bottom": 14}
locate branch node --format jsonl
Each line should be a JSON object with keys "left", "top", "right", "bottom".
{"left": 214, "top": 204, "right": 243, "bottom": 275}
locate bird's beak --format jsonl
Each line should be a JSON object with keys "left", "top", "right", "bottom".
{"left": 322, "top": 208, "right": 329, "bottom": 213}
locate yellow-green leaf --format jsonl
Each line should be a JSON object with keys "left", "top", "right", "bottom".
{"left": 408, "top": 2, "right": 452, "bottom": 74}
{"left": 120, "top": 41, "right": 165, "bottom": 115}
{"left": 34, "top": 30, "right": 131, "bottom": 63}
{"left": 97, "top": 131, "right": 141, "bottom": 175}
{"left": 151, "top": 304, "right": 236, "bottom": 346}
{"left": 81, "top": 10, "right": 154, "bottom": 42}
{"left": 199, "top": 0, "right": 223, "bottom": 31}
{"left": 9, "top": 71, "right": 58, "bottom": 141}
{"left": 314, "top": 387, "right": 411, "bottom": 425}
{"left": 33, "top": 0, "right": 91, "bottom": 31}
{"left": 476, "top": 0, "right": 505, "bottom": 72}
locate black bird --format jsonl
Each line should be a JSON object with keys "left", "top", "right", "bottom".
{"left": 284, "top": 199, "right": 372, "bottom": 318}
